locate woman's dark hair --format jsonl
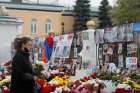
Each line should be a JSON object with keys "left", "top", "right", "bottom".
{"left": 13, "top": 38, "right": 21, "bottom": 49}
{"left": 16, "top": 37, "right": 32, "bottom": 51}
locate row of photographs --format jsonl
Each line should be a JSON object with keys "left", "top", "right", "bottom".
{"left": 95, "top": 24, "right": 134, "bottom": 43}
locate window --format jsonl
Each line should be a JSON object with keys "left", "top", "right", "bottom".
{"left": 31, "top": 19, "right": 37, "bottom": 34}
{"left": 45, "top": 19, "right": 53, "bottom": 34}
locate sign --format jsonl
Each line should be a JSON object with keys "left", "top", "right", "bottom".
{"left": 83, "top": 32, "right": 89, "bottom": 40}
{"left": 127, "top": 44, "right": 137, "bottom": 55}
{"left": 126, "top": 57, "right": 137, "bottom": 70}
{"left": 95, "top": 29, "right": 104, "bottom": 44}
{"left": 95, "top": 24, "right": 133, "bottom": 43}
{"left": 54, "top": 34, "right": 74, "bottom": 58}
{"left": 133, "top": 22, "right": 140, "bottom": 32}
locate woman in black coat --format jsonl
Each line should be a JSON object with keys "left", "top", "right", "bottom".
{"left": 10, "top": 37, "right": 37, "bottom": 93}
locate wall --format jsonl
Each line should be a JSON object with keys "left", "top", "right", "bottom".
{"left": 0, "top": 24, "right": 18, "bottom": 63}
{"left": 8, "top": 9, "right": 62, "bottom": 37}
{"left": 62, "top": 15, "right": 74, "bottom": 33}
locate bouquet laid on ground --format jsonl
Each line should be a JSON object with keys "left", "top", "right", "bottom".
{"left": 36, "top": 79, "right": 56, "bottom": 93}
{"left": 112, "top": 84, "right": 133, "bottom": 93}
{"left": 123, "top": 80, "right": 140, "bottom": 89}
{"left": 0, "top": 78, "right": 11, "bottom": 93}
{"left": 48, "top": 76, "right": 73, "bottom": 87}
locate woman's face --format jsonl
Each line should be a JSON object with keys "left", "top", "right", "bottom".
{"left": 23, "top": 41, "right": 32, "bottom": 52}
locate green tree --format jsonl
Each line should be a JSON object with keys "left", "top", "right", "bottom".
{"left": 99, "top": 0, "right": 112, "bottom": 28}
{"left": 73, "top": 0, "right": 91, "bottom": 32}
{"left": 109, "top": 0, "right": 140, "bottom": 25}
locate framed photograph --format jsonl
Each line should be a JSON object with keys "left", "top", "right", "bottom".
{"left": 104, "top": 27, "right": 113, "bottom": 42}
{"left": 95, "top": 29, "right": 104, "bottom": 44}
{"left": 83, "top": 32, "right": 89, "bottom": 40}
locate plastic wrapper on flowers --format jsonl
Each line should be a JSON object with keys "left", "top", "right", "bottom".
{"left": 53, "top": 86, "right": 71, "bottom": 93}
{"left": 112, "top": 80, "right": 140, "bottom": 93}
{"left": 49, "top": 77, "right": 63, "bottom": 86}
{"left": 112, "top": 84, "right": 133, "bottom": 93}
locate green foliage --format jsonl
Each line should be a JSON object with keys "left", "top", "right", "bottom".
{"left": 73, "top": 0, "right": 91, "bottom": 32}
{"left": 129, "top": 73, "right": 140, "bottom": 84}
{"left": 109, "top": 0, "right": 140, "bottom": 25}
{"left": 112, "top": 75, "right": 123, "bottom": 86}
{"left": 0, "top": 79, "right": 11, "bottom": 88}
{"left": 97, "top": 72, "right": 112, "bottom": 80}
{"left": 80, "top": 78, "right": 86, "bottom": 82}
{"left": 34, "top": 63, "right": 46, "bottom": 79}
{"left": 99, "top": 0, "right": 112, "bottom": 28}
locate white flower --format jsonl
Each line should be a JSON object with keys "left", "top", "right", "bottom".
{"left": 55, "top": 87, "right": 63, "bottom": 93}
{"left": 5, "top": 76, "right": 11, "bottom": 80}
{"left": 86, "top": 79, "right": 96, "bottom": 84}
{"left": 117, "top": 84, "right": 128, "bottom": 88}
{"left": 49, "top": 80, "right": 60, "bottom": 85}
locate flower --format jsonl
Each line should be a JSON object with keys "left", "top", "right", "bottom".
{"left": 40, "top": 84, "right": 55, "bottom": 93}
{"left": 36, "top": 79, "right": 46, "bottom": 87}
{"left": 2, "top": 86, "right": 10, "bottom": 93}
{"left": 0, "top": 79, "right": 10, "bottom": 88}
{"left": 63, "top": 79, "right": 73, "bottom": 87}
{"left": 49, "top": 76, "right": 64, "bottom": 85}
{"left": 83, "top": 76, "right": 90, "bottom": 81}
{"left": 91, "top": 72, "right": 97, "bottom": 78}
{"left": 123, "top": 79, "right": 140, "bottom": 89}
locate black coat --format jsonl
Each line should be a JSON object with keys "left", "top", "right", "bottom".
{"left": 10, "top": 51, "right": 35, "bottom": 93}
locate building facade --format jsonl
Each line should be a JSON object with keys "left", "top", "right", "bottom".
{"left": 0, "top": 0, "right": 99, "bottom": 38}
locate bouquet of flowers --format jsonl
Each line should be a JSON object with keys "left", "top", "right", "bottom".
{"left": 2, "top": 86, "right": 10, "bottom": 93}
{"left": 49, "top": 76, "right": 73, "bottom": 87}
{"left": 36, "top": 79, "right": 56, "bottom": 93}
{"left": 0, "top": 79, "right": 10, "bottom": 88}
{"left": 113, "top": 84, "right": 133, "bottom": 93}
{"left": 123, "top": 79, "right": 140, "bottom": 89}
{"left": 40, "top": 84, "right": 56, "bottom": 93}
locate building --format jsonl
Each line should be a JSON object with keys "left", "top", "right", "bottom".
{"left": 0, "top": 0, "right": 99, "bottom": 38}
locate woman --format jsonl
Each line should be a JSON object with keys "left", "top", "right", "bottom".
{"left": 11, "top": 38, "right": 21, "bottom": 58}
{"left": 10, "top": 37, "right": 37, "bottom": 93}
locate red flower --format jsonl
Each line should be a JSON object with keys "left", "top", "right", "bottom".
{"left": 83, "top": 77, "right": 90, "bottom": 81}
{"left": 2, "top": 87, "right": 10, "bottom": 93}
{"left": 41, "top": 84, "right": 55, "bottom": 93}
{"left": 36, "top": 79, "right": 46, "bottom": 87}
{"left": 114, "top": 88, "right": 133, "bottom": 93}
{"left": 91, "top": 72, "right": 97, "bottom": 78}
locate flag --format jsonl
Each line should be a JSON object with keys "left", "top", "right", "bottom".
{"left": 42, "top": 48, "right": 47, "bottom": 64}
{"left": 44, "top": 36, "right": 54, "bottom": 61}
